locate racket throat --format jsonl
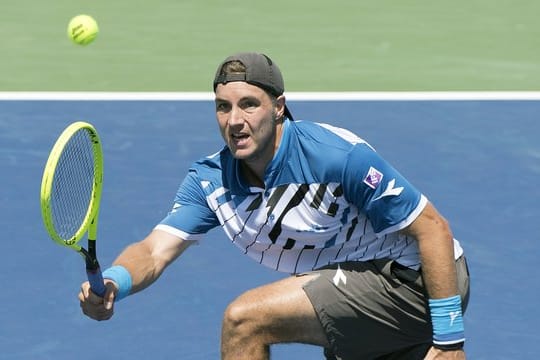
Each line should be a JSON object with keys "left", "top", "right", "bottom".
{"left": 80, "top": 239, "right": 101, "bottom": 272}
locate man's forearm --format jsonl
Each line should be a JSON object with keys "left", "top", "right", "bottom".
{"left": 417, "top": 229, "right": 458, "bottom": 299}
{"left": 112, "top": 240, "right": 164, "bottom": 294}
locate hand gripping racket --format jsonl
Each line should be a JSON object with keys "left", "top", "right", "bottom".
{"left": 40, "top": 121, "right": 106, "bottom": 297}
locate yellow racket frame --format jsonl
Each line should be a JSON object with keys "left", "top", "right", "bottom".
{"left": 40, "top": 121, "right": 103, "bottom": 251}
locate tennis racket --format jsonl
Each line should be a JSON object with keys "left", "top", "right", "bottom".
{"left": 40, "top": 121, "right": 107, "bottom": 297}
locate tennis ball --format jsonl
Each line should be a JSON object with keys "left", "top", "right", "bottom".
{"left": 67, "top": 15, "right": 99, "bottom": 45}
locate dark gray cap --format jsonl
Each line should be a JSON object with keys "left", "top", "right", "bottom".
{"left": 213, "top": 52, "right": 294, "bottom": 120}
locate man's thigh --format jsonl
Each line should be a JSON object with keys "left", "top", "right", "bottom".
{"left": 225, "top": 273, "right": 331, "bottom": 347}
{"left": 302, "top": 259, "right": 433, "bottom": 359}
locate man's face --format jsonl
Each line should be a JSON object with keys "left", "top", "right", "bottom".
{"left": 215, "top": 81, "right": 284, "bottom": 166}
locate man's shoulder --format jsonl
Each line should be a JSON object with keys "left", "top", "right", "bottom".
{"left": 292, "top": 120, "right": 369, "bottom": 148}
{"left": 188, "top": 146, "right": 233, "bottom": 180}
{"left": 193, "top": 146, "right": 230, "bottom": 166}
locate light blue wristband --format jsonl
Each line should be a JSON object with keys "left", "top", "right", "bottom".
{"left": 102, "top": 265, "right": 132, "bottom": 301}
{"left": 429, "top": 295, "right": 465, "bottom": 348}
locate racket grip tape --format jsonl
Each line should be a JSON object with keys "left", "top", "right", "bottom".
{"left": 86, "top": 267, "right": 107, "bottom": 297}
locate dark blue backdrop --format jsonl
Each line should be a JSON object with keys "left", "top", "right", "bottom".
{"left": 1, "top": 100, "right": 538, "bottom": 359}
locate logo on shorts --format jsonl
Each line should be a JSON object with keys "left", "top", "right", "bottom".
{"left": 363, "top": 166, "right": 383, "bottom": 189}
{"left": 333, "top": 265, "right": 347, "bottom": 287}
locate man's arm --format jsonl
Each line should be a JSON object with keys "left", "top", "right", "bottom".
{"left": 112, "top": 229, "right": 192, "bottom": 294}
{"left": 79, "top": 229, "right": 192, "bottom": 320}
{"left": 402, "top": 202, "right": 457, "bottom": 299}
{"left": 401, "top": 201, "right": 465, "bottom": 359}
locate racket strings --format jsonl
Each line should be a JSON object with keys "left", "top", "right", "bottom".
{"left": 50, "top": 129, "right": 96, "bottom": 240}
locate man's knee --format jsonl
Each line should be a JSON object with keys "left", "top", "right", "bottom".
{"left": 222, "top": 292, "right": 263, "bottom": 337}
{"left": 221, "top": 292, "right": 272, "bottom": 359}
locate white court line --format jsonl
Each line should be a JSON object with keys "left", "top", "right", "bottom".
{"left": 1, "top": 91, "right": 540, "bottom": 101}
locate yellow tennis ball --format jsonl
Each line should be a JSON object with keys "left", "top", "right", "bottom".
{"left": 67, "top": 15, "right": 99, "bottom": 45}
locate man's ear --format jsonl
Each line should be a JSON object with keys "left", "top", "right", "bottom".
{"left": 275, "top": 95, "right": 286, "bottom": 119}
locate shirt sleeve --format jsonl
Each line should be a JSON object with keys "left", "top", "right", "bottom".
{"left": 342, "top": 143, "right": 427, "bottom": 235}
{"left": 156, "top": 169, "right": 220, "bottom": 240}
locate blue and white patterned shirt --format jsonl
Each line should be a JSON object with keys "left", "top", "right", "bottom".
{"left": 156, "top": 120, "right": 463, "bottom": 273}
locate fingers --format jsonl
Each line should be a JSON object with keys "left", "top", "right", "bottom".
{"left": 424, "top": 346, "right": 437, "bottom": 360}
{"left": 103, "top": 282, "right": 117, "bottom": 310}
{"left": 424, "top": 346, "right": 466, "bottom": 360}
{"left": 79, "top": 280, "right": 118, "bottom": 321}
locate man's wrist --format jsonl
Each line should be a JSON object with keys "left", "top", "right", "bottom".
{"left": 102, "top": 265, "right": 132, "bottom": 301}
{"left": 432, "top": 341, "right": 464, "bottom": 351}
{"left": 429, "top": 295, "right": 465, "bottom": 349}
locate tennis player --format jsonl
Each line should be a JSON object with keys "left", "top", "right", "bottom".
{"left": 79, "top": 52, "right": 470, "bottom": 359}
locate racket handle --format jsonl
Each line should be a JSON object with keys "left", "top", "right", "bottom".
{"left": 86, "top": 267, "right": 107, "bottom": 298}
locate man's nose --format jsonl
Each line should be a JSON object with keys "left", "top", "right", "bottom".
{"left": 228, "top": 106, "right": 244, "bottom": 127}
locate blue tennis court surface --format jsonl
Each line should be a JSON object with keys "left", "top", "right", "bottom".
{"left": 1, "top": 99, "right": 538, "bottom": 359}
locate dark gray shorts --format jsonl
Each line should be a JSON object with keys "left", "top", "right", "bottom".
{"left": 302, "top": 256, "right": 470, "bottom": 360}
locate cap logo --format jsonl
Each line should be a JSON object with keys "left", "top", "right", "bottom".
{"left": 363, "top": 166, "right": 383, "bottom": 189}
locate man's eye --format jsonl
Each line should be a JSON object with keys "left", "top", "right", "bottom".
{"left": 242, "top": 101, "right": 258, "bottom": 110}
{"left": 216, "top": 103, "right": 230, "bottom": 112}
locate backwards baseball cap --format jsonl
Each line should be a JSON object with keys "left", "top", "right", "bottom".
{"left": 213, "top": 52, "right": 294, "bottom": 120}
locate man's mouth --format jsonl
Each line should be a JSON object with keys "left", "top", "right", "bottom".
{"left": 231, "top": 133, "right": 250, "bottom": 145}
